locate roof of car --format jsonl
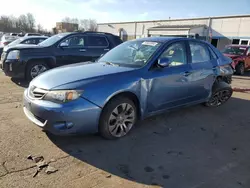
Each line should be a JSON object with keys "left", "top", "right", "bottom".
{"left": 135, "top": 37, "right": 179, "bottom": 43}
{"left": 22, "top": 36, "right": 48, "bottom": 39}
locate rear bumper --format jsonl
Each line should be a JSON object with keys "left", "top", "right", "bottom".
{"left": 1, "top": 59, "right": 25, "bottom": 78}
{"left": 23, "top": 89, "right": 102, "bottom": 135}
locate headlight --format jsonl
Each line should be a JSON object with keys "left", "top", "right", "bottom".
{"left": 43, "top": 90, "right": 83, "bottom": 103}
{"left": 7, "top": 50, "right": 20, "bottom": 60}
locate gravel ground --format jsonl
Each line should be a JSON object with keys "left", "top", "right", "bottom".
{"left": 0, "top": 71, "right": 250, "bottom": 188}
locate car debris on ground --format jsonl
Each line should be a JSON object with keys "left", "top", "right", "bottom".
{"left": 27, "top": 155, "right": 58, "bottom": 177}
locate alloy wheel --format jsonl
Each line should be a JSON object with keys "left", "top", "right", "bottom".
{"left": 240, "top": 64, "right": 244, "bottom": 75}
{"left": 208, "top": 89, "right": 232, "bottom": 107}
{"left": 108, "top": 103, "right": 135, "bottom": 137}
{"left": 30, "top": 65, "right": 48, "bottom": 78}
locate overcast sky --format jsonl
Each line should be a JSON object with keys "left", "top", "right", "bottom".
{"left": 0, "top": 0, "right": 250, "bottom": 30}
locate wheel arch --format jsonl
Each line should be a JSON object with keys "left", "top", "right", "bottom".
{"left": 25, "top": 57, "right": 56, "bottom": 78}
{"left": 101, "top": 91, "right": 142, "bottom": 119}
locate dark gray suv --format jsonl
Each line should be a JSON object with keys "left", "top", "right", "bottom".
{"left": 1, "top": 31, "right": 123, "bottom": 80}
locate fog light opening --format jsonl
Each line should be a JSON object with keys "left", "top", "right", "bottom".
{"left": 9, "top": 63, "right": 12, "bottom": 71}
{"left": 53, "top": 122, "right": 74, "bottom": 130}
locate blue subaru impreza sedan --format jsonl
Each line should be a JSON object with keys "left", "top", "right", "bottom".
{"left": 23, "top": 37, "right": 233, "bottom": 139}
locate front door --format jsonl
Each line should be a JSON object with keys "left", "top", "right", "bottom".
{"left": 146, "top": 41, "right": 194, "bottom": 113}
{"left": 55, "top": 35, "right": 89, "bottom": 65}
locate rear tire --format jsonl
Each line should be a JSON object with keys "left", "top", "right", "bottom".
{"left": 204, "top": 81, "right": 233, "bottom": 107}
{"left": 235, "top": 63, "right": 245, "bottom": 75}
{"left": 99, "top": 96, "right": 137, "bottom": 139}
{"left": 26, "top": 61, "right": 49, "bottom": 81}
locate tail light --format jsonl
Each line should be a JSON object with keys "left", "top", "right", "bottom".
{"left": 3, "top": 42, "right": 8, "bottom": 46}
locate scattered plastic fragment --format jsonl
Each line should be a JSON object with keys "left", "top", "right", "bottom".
{"left": 45, "top": 166, "right": 58, "bottom": 174}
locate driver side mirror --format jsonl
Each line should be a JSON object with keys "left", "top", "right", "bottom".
{"left": 59, "top": 42, "right": 69, "bottom": 48}
{"left": 157, "top": 57, "right": 171, "bottom": 68}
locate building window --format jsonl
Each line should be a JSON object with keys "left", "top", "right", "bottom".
{"left": 232, "top": 39, "right": 240, "bottom": 45}
{"left": 241, "top": 40, "right": 248, "bottom": 45}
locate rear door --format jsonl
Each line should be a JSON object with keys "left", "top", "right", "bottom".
{"left": 188, "top": 41, "right": 216, "bottom": 100}
{"left": 85, "top": 35, "right": 110, "bottom": 61}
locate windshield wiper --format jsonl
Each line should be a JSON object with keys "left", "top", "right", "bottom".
{"left": 104, "top": 62, "right": 119, "bottom": 66}
{"left": 128, "top": 45, "right": 138, "bottom": 51}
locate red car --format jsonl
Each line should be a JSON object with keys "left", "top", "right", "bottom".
{"left": 222, "top": 45, "right": 250, "bottom": 75}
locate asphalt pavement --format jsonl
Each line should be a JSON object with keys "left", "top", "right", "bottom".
{"left": 0, "top": 72, "right": 250, "bottom": 188}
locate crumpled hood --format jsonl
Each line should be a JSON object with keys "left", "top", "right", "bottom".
{"left": 223, "top": 53, "right": 240, "bottom": 59}
{"left": 30, "top": 62, "right": 135, "bottom": 90}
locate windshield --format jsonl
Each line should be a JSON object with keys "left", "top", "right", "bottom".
{"left": 38, "top": 33, "right": 68, "bottom": 47}
{"left": 7, "top": 38, "right": 23, "bottom": 46}
{"left": 98, "top": 40, "right": 162, "bottom": 67}
{"left": 222, "top": 46, "right": 246, "bottom": 55}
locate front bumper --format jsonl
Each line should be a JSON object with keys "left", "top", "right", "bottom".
{"left": 23, "top": 89, "right": 102, "bottom": 135}
{"left": 1, "top": 59, "right": 25, "bottom": 78}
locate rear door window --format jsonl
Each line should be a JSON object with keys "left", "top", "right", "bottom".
{"left": 189, "top": 41, "right": 210, "bottom": 63}
{"left": 208, "top": 46, "right": 218, "bottom": 59}
{"left": 86, "top": 36, "right": 108, "bottom": 47}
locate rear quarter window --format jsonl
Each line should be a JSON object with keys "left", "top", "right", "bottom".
{"left": 208, "top": 46, "right": 218, "bottom": 59}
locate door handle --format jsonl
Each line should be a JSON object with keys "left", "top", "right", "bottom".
{"left": 183, "top": 71, "right": 192, "bottom": 76}
{"left": 104, "top": 49, "right": 110, "bottom": 51}
{"left": 79, "top": 49, "right": 86, "bottom": 52}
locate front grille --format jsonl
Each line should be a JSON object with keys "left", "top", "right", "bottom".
{"left": 28, "top": 86, "right": 47, "bottom": 99}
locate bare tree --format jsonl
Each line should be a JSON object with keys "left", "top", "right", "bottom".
{"left": 88, "top": 19, "right": 98, "bottom": 31}
{"left": 37, "top": 24, "right": 43, "bottom": 33}
{"left": 79, "top": 19, "right": 97, "bottom": 31}
{"left": 18, "top": 14, "right": 29, "bottom": 32}
{"left": 79, "top": 19, "right": 88, "bottom": 31}
{"left": 0, "top": 16, "right": 12, "bottom": 32}
{"left": 62, "top": 17, "right": 78, "bottom": 24}
{"left": 71, "top": 18, "right": 79, "bottom": 24}
{"left": 0, "top": 13, "right": 40, "bottom": 33}
{"left": 26, "top": 13, "right": 35, "bottom": 32}
{"left": 62, "top": 17, "right": 71, "bottom": 23}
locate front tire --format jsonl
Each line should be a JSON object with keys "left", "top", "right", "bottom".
{"left": 235, "top": 63, "right": 245, "bottom": 75}
{"left": 204, "top": 81, "right": 233, "bottom": 107}
{"left": 99, "top": 96, "right": 137, "bottom": 139}
{"left": 26, "top": 62, "right": 49, "bottom": 81}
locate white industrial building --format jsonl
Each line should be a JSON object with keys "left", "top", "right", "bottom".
{"left": 98, "top": 14, "right": 250, "bottom": 50}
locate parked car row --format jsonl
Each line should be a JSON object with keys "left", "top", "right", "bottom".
{"left": 1, "top": 31, "right": 123, "bottom": 80}
{"left": 0, "top": 31, "right": 235, "bottom": 139}
{"left": 0, "top": 33, "right": 47, "bottom": 56}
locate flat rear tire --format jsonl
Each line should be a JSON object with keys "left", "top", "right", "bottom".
{"left": 204, "top": 81, "right": 233, "bottom": 107}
